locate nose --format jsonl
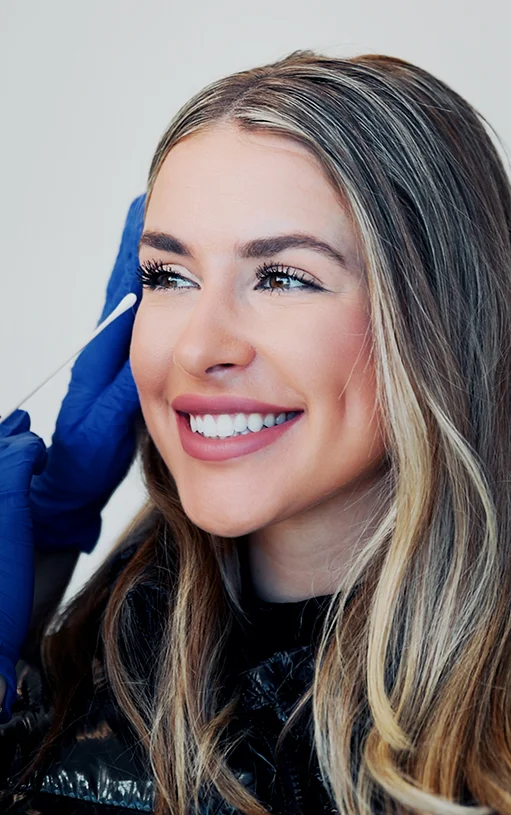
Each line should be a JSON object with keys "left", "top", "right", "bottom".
{"left": 171, "top": 288, "right": 255, "bottom": 379}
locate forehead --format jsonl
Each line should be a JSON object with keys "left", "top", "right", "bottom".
{"left": 145, "top": 124, "right": 357, "bottom": 257}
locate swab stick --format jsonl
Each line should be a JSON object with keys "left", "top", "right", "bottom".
{"left": 0, "top": 293, "right": 138, "bottom": 425}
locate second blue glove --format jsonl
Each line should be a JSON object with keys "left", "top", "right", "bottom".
{"left": 0, "top": 411, "right": 47, "bottom": 721}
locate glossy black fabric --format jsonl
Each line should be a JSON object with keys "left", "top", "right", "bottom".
{"left": 0, "top": 544, "right": 340, "bottom": 815}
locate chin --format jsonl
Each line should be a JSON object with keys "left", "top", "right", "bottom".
{"left": 191, "top": 517, "right": 255, "bottom": 539}
{"left": 181, "top": 502, "right": 260, "bottom": 539}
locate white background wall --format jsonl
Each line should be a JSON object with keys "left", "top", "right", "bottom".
{"left": 1, "top": 0, "right": 510, "bottom": 599}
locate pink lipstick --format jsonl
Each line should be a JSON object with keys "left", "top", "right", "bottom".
{"left": 172, "top": 394, "right": 301, "bottom": 415}
{"left": 171, "top": 394, "right": 304, "bottom": 462}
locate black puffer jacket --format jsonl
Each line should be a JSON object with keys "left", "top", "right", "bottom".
{"left": 0, "top": 538, "right": 340, "bottom": 814}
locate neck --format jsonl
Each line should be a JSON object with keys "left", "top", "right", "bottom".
{"left": 247, "top": 468, "right": 389, "bottom": 602}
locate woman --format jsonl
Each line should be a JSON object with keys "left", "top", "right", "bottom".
{"left": 1, "top": 48, "right": 510, "bottom": 814}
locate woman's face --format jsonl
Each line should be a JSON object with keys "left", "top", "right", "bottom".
{"left": 131, "top": 124, "right": 387, "bottom": 537}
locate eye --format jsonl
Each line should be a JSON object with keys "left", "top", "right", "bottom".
{"left": 254, "top": 262, "right": 323, "bottom": 293}
{"left": 135, "top": 259, "right": 325, "bottom": 294}
{"left": 135, "top": 260, "right": 196, "bottom": 291}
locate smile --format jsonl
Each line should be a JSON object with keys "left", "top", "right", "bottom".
{"left": 175, "top": 410, "right": 304, "bottom": 462}
{"left": 186, "top": 411, "right": 300, "bottom": 439}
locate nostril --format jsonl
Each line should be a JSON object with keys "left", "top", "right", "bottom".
{"left": 205, "top": 363, "right": 236, "bottom": 373}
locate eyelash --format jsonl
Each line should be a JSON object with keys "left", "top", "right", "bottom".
{"left": 135, "top": 259, "right": 323, "bottom": 294}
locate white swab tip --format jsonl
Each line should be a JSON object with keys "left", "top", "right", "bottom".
{"left": 121, "top": 292, "right": 138, "bottom": 310}
{"left": 98, "top": 292, "right": 138, "bottom": 328}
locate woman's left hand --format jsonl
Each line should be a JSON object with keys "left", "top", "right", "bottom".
{"left": 29, "top": 195, "right": 145, "bottom": 553}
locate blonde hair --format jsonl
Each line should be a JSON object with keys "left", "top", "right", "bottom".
{"left": 43, "top": 51, "right": 511, "bottom": 814}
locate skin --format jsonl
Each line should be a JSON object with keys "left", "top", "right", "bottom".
{"left": 131, "top": 123, "right": 389, "bottom": 602}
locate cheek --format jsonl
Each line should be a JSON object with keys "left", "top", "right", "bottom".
{"left": 299, "top": 302, "right": 374, "bottom": 408}
{"left": 130, "top": 307, "right": 173, "bottom": 398}
{"left": 303, "top": 302, "right": 385, "bottom": 460}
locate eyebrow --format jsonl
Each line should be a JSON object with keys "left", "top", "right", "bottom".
{"left": 139, "top": 230, "right": 347, "bottom": 267}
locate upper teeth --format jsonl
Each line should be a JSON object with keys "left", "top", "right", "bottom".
{"left": 189, "top": 411, "right": 299, "bottom": 438}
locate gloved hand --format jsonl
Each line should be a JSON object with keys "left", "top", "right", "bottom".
{"left": 29, "top": 194, "right": 146, "bottom": 553}
{"left": 0, "top": 410, "right": 47, "bottom": 722}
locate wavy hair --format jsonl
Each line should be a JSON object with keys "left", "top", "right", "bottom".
{"left": 35, "top": 50, "right": 511, "bottom": 814}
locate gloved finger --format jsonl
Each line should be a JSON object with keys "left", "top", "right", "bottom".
{"left": 100, "top": 266, "right": 142, "bottom": 325}
{"left": 100, "top": 194, "right": 145, "bottom": 323}
{"left": 0, "top": 410, "right": 31, "bottom": 438}
{"left": 0, "top": 432, "right": 48, "bottom": 492}
{"left": 86, "top": 358, "right": 141, "bottom": 437}
{"left": 68, "top": 303, "right": 137, "bottom": 399}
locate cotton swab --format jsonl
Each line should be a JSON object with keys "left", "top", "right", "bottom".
{"left": 0, "top": 292, "right": 138, "bottom": 425}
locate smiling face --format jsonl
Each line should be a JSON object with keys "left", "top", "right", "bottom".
{"left": 130, "top": 124, "right": 387, "bottom": 538}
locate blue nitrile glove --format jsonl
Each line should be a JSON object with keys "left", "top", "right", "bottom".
{"left": 29, "top": 194, "right": 146, "bottom": 553}
{"left": 0, "top": 410, "right": 47, "bottom": 722}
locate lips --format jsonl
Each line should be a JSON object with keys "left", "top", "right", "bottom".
{"left": 171, "top": 394, "right": 302, "bottom": 416}
{"left": 174, "top": 407, "right": 304, "bottom": 461}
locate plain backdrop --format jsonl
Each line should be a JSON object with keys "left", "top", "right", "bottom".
{"left": 1, "top": 0, "right": 510, "bottom": 600}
